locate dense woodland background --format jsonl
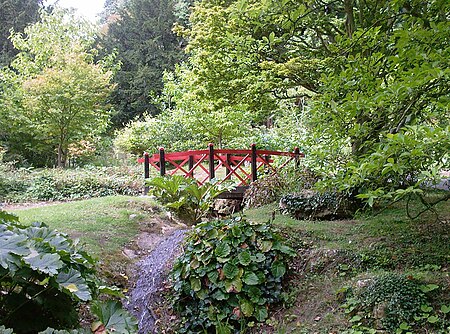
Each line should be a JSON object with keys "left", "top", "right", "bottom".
{"left": 0, "top": 0, "right": 449, "bottom": 206}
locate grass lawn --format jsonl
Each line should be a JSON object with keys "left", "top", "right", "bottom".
{"left": 7, "top": 195, "right": 162, "bottom": 282}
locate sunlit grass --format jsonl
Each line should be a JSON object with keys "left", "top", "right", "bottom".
{"left": 245, "top": 197, "right": 450, "bottom": 268}
{"left": 8, "top": 195, "right": 158, "bottom": 259}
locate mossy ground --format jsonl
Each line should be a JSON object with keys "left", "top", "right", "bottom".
{"left": 244, "top": 197, "right": 449, "bottom": 333}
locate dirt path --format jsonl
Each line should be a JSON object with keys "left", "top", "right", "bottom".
{"left": 1, "top": 201, "right": 64, "bottom": 211}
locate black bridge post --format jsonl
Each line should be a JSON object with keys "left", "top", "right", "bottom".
{"left": 188, "top": 153, "right": 194, "bottom": 177}
{"left": 251, "top": 143, "right": 257, "bottom": 182}
{"left": 144, "top": 152, "right": 150, "bottom": 194}
{"left": 208, "top": 143, "right": 215, "bottom": 180}
{"left": 294, "top": 147, "right": 300, "bottom": 169}
{"left": 159, "top": 147, "right": 166, "bottom": 176}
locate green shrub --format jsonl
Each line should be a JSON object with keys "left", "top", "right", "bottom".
{"left": 0, "top": 166, "right": 142, "bottom": 203}
{"left": 114, "top": 113, "right": 205, "bottom": 156}
{"left": 360, "top": 274, "right": 425, "bottom": 331}
{"left": 341, "top": 273, "right": 450, "bottom": 333}
{"left": 147, "top": 175, "right": 230, "bottom": 223}
{"left": 243, "top": 174, "right": 287, "bottom": 208}
{"left": 0, "top": 211, "right": 137, "bottom": 333}
{"left": 171, "top": 217, "right": 295, "bottom": 333}
{"left": 281, "top": 168, "right": 320, "bottom": 194}
{"left": 0, "top": 162, "right": 28, "bottom": 200}
{"left": 279, "top": 190, "right": 357, "bottom": 220}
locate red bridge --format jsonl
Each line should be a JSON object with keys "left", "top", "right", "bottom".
{"left": 139, "top": 144, "right": 303, "bottom": 196}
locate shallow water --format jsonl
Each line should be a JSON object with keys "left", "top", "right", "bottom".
{"left": 126, "top": 229, "right": 187, "bottom": 333}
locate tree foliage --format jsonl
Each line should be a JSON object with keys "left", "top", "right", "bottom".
{"left": 163, "top": 0, "right": 449, "bottom": 206}
{"left": 306, "top": 0, "right": 450, "bottom": 205}
{"left": 0, "top": 0, "right": 43, "bottom": 67}
{"left": 99, "top": 0, "right": 186, "bottom": 126}
{"left": 1, "top": 8, "right": 116, "bottom": 167}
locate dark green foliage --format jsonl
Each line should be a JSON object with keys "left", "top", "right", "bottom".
{"left": 171, "top": 217, "right": 295, "bottom": 332}
{"left": 0, "top": 211, "right": 96, "bottom": 332}
{"left": 0, "top": 211, "right": 137, "bottom": 333}
{"left": 279, "top": 191, "right": 357, "bottom": 220}
{"left": 147, "top": 175, "right": 229, "bottom": 222}
{"left": 0, "top": 165, "right": 142, "bottom": 203}
{"left": 0, "top": 0, "right": 43, "bottom": 66}
{"left": 99, "top": 0, "right": 185, "bottom": 126}
{"left": 359, "top": 274, "right": 426, "bottom": 331}
{"left": 341, "top": 273, "right": 450, "bottom": 333}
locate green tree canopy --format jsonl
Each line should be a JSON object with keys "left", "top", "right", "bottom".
{"left": 0, "top": 0, "right": 43, "bottom": 67}
{"left": 160, "top": 0, "right": 449, "bottom": 205}
{"left": 1, "top": 8, "right": 116, "bottom": 167}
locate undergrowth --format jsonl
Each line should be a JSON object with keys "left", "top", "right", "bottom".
{"left": 171, "top": 217, "right": 295, "bottom": 333}
{"left": 244, "top": 197, "right": 449, "bottom": 333}
{"left": 0, "top": 210, "right": 137, "bottom": 333}
{"left": 0, "top": 165, "right": 142, "bottom": 203}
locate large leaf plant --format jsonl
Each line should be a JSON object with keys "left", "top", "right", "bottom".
{"left": 0, "top": 210, "right": 137, "bottom": 333}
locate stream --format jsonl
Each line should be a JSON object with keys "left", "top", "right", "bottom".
{"left": 126, "top": 229, "right": 187, "bottom": 333}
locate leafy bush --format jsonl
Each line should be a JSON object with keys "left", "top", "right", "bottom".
{"left": 342, "top": 273, "right": 450, "bottom": 333}
{"left": 171, "top": 217, "right": 295, "bottom": 333}
{"left": 315, "top": 125, "right": 450, "bottom": 210}
{"left": 281, "top": 168, "right": 320, "bottom": 194}
{"left": 147, "top": 175, "right": 230, "bottom": 222}
{"left": 243, "top": 174, "right": 287, "bottom": 208}
{"left": 0, "top": 165, "right": 142, "bottom": 203}
{"left": 0, "top": 162, "right": 28, "bottom": 199}
{"left": 0, "top": 211, "right": 137, "bottom": 333}
{"left": 279, "top": 190, "right": 357, "bottom": 220}
{"left": 114, "top": 113, "right": 205, "bottom": 156}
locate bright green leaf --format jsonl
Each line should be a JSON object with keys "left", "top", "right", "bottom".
{"left": 190, "top": 277, "right": 202, "bottom": 292}
{"left": 240, "top": 299, "right": 254, "bottom": 317}
{"left": 271, "top": 260, "right": 286, "bottom": 278}
{"left": 238, "top": 250, "right": 252, "bottom": 266}
{"left": 215, "top": 242, "right": 231, "bottom": 258}
{"left": 223, "top": 263, "right": 239, "bottom": 279}
{"left": 243, "top": 272, "right": 259, "bottom": 285}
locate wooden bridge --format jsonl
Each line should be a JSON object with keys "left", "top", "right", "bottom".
{"left": 139, "top": 144, "right": 304, "bottom": 198}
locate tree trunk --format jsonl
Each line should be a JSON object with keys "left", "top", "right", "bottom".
{"left": 57, "top": 143, "right": 63, "bottom": 168}
{"left": 57, "top": 143, "right": 67, "bottom": 168}
{"left": 344, "top": 0, "right": 355, "bottom": 39}
{"left": 218, "top": 130, "right": 223, "bottom": 149}
{"left": 57, "top": 132, "right": 67, "bottom": 168}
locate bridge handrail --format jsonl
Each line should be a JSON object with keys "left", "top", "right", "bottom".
{"left": 139, "top": 144, "right": 304, "bottom": 188}
{"left": 138, "top": 148, "right": 304, "bottom": 163}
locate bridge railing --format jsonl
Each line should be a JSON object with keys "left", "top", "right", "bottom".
{"left": 139, "top": 144, "right": 304, "bottom": 188}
